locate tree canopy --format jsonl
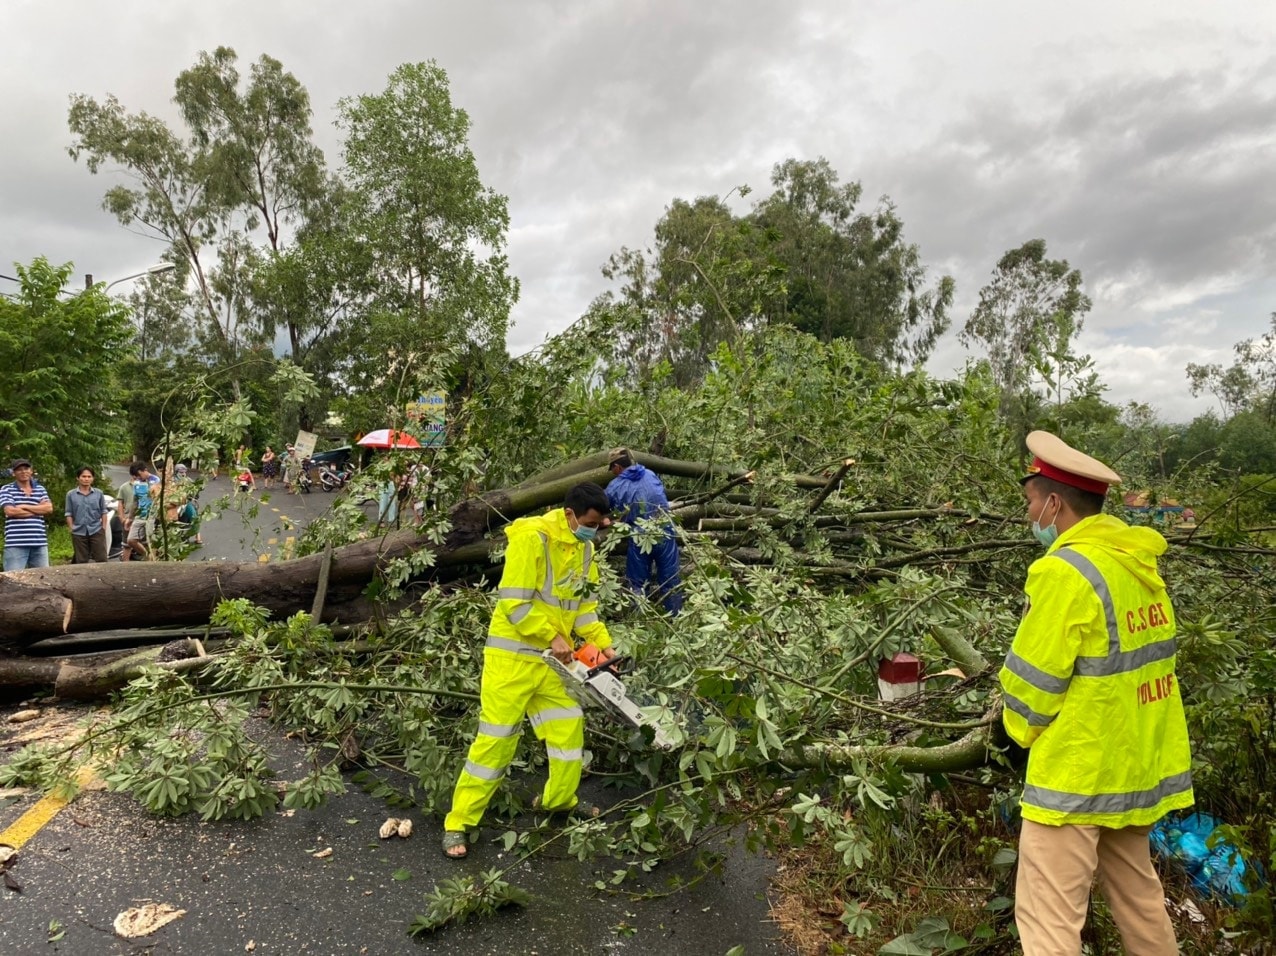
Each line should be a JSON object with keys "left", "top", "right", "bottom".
{"left": 0, "top": 258, "right": 134, "bottom": 475}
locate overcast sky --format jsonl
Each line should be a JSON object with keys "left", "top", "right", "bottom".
{"left": 4, "top": 1, "right": 1274, "bottom": 422}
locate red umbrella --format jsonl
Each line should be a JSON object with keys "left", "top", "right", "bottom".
{"left": 356, "top": 429, "right": 422, "bottom": 449}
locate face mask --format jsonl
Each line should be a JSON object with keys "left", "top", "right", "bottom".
{"left": 1031, "top": 497, "right": 1060, "bottom": 548}
{"left": 573, "top": 525, "right": 597, "bottom": 542}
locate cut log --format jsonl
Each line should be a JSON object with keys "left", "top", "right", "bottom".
{"left": 0, "top": 644, "right": 211, "bottom": 699}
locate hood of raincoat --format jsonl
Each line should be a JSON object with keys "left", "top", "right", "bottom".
{"left": 1047, "top": 513, "right": 1167, "bottom": 592}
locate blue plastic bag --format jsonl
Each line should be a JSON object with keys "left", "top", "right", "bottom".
{"left": 1150, "top": 812, "right": 1250, "bottom": 904}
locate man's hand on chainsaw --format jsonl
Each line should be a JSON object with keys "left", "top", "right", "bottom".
{"left": 550, "top": 634, "right": 574, "bottom": 664}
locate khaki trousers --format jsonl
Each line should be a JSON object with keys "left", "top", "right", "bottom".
{"left": 1016, "top": 820, "right": 1177, "bottom": 956}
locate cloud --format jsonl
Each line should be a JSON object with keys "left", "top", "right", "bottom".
{"left": 3, "top": 0, "right": 1276, "bottom": 425}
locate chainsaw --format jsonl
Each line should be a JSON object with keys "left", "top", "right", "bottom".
{"left": 542, "top": 646, "right": 678, "bottom": 750}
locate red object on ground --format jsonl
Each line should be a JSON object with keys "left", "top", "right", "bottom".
{"left": 878, "top": 652, "right": 922, "bottom": 684}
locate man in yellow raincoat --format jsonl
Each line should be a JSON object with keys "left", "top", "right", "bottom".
{"left": 1000, "top": 431, "right": 1193, "bottom": 954}
{"left": 443, "top": 483, "right": 615, "bottom": 858}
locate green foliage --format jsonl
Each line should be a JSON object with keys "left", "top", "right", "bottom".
{"left": 1187, "top": 312, "right": 1276, "bottom": 421}
{"left": 334, "top": 59, "right": 515, "bottom": 401}
{"left": 68, "top": 47, "right": 329, "bottom": 365}
{"left": 408, "top": 869, "right": 531, "bottom": 935}
{"left": 0, "top": 257, "right": 134, "bottom": 476}
{"left": 593, "top": 158, "right": 952, "bottom": 391}
{"left": 754, "top": 157, "right": 953, "bottom": 366}
{"left": 959, "top": 239, "right": 1093, "bottom": 435}
{"left": 6, "top": 317, "right": 1274, "bottom": 949}
{"left": 0, "top": 742, "right": 76, "bottom": 794}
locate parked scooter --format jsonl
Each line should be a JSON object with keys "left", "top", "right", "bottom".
{"left": 319, "top": 462, "right": 352, "bottom": 492}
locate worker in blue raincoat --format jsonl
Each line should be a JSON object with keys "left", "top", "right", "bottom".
{"left": 605, "top": 448, "right": 682, "bottom": 614}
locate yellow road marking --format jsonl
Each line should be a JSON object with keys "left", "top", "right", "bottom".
{"left": 0, "top": 767, "right": 98, "bottom": 851}
{"left": 267, "top": 537, "right": 278, "bottom": 545}
{"left": 282, "top": 536, "right": 296, "bottom": 559}
{"left": 257, "top": 553, "right": 270, "bottom": 563}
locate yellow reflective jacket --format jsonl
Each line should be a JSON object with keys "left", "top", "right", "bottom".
{"left": 486, "top": 508, "right": 611, "bottom": 658}
{"left": 999, "top": 514, "right": 1193, "bottom": 827}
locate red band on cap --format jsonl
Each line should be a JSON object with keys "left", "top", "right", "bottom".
{"left": 1026, "top": 457, "right": 1110, "bottom": 495}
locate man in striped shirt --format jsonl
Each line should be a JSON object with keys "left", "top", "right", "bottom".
{"left": 2, "top": 458, "right": 53, "bottom": 571}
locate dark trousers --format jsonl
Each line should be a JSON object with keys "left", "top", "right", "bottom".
{"left": 625, "top": 534, "right": 683, "bottom": 614}
{"left": 72, "top": 530, "right": 108, "bottom": 563}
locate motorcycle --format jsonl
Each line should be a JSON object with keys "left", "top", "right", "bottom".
{"left": 296, "top": 457, "right": 314, "bottom": 494}
{"left": 319, "top": 462, "right": 352, "bottom": 492}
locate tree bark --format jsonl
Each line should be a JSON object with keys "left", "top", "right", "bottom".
{"left": 0, "top": 644, "right": 211, "bottom": 699}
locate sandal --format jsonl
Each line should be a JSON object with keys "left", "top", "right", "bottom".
{"left": 441, "top": 830, "right": 468, "bottom": 859}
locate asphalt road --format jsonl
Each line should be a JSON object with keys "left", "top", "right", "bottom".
{"left": 0, "top": 473, "right": 792, "bottom": 955}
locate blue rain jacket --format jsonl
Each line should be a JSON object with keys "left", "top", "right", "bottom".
{"left": 605, "top": 465, "right": 671, "bottom": 524}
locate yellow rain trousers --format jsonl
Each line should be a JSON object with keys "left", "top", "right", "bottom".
{"left": 445, "top": 508, "right": 612, "bottom": 831}
{"left": 444, "top": 648, "right": 585, "bottom": 830}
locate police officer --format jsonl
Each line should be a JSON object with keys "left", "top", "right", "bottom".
{"left": 1000, "top": 431, "right": 1192, "bottom": 955}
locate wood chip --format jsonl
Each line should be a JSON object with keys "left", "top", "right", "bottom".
{"left": 378, "top": 818, "right": 400, "bottom": 840}
{"left": 113, "top": 903, "right": 186, "bottom": 938}
{"left": 396, "top": 818, "right": 413, "bottom": 839}
{"left": 6, "top": 710, "right": 40, "bottom": 724}
{"left": 312, "top": 847, "right": 333, "bottom": 859}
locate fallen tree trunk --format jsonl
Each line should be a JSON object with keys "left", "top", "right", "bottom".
{"left": 0, "top": 452, "right": 849, "bottom": 655}
{"left": 0, "top": 643, "right": 211, "bottom": 699}
{"left": 0, "top": 474, "right": 578, "bottom": 654}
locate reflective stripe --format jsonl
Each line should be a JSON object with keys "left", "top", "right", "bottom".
{"left": 538, "top": 532, "right": 554, "bottom": 601}
{"left": 499, "top": 587, "right": 537, "bottom": 600}
{"left": 1051, "top": 549, "right": 1120, "bottom": 655}
{"left": 477, "top": 720, "right": 519, "bottom": 738}
{"left": 1052, "top": 547, "right": 1178, "bottom": 677}
{"left": 1004, "top": 649, "right": 1071, "bottom": 695}
{"left": 546, "top": 746, "right": 583, "bottom": 762}
{"left": 507, "top": 603, "right": 533, "bottom": 625}
{"left": 574, "top": 612, "right": 599, "bottom": 628}
{"left": 463, "top": 759, "right": 507, "bottom": 781}
{"left": 1003, "top": 691, "right": 1056, "bottom": 727}
{"left": 485, "top": 636, "right": 544, "bottom": 657}
{"left": 528, "top": 706, "right": 583, "bottom": 728}
{"left": 1024, "top": 770, "right": 1193, "bottom": 816}
{"left": 1075, "top": 638, "right": 1177, "bottom": 676}
{"left": 582, "top": 541, "right": 593, "bottom": 583}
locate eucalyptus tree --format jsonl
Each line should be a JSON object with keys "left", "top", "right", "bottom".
{"left": 751, "top": 157, "right": 954, "bottom": 366}
{"left": 592, "top": 157, "right": 953, "bottom": 390}
{"left": 1187, "top": 312, "right": 1276, "bottom": 422}
{"left": 67, "top": 47, "right": 331, "bottom": 372}
{"left": 959, "top": 238, "right": 1093, "bottom": 435}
